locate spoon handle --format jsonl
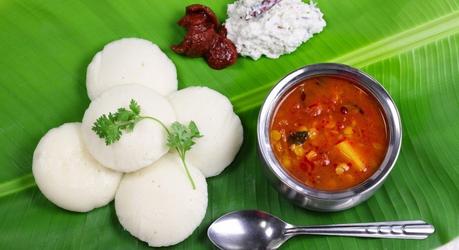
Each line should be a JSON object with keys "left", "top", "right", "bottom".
{"left": 285, "top": 220, "right": 434, "bottom": 239}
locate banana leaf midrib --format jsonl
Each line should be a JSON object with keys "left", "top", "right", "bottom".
{"left": 231, "top": 10, "right": 459, "bottom": 113}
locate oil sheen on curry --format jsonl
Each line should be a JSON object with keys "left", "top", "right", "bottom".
{"left": 271, "top": 76, "right": 388, "bottom": 191}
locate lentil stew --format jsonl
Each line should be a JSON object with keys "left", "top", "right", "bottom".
{"left": 270, "top": 76, "right": 388, "bottom": 191}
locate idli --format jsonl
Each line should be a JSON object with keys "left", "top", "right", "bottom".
{"left": 32, "top": 123, "right": 122, "bottom": 212}
{"left": 86, "top": 38, "right": 177, "bottom": 100}
{"left": 115, "top": 153, "right": 207, "bottom": 247}
{"left": 81, "top": 84, "right": 175, "bottom": 172}
{"left": 168, "top": 86, "right": 243, "bottom": 177}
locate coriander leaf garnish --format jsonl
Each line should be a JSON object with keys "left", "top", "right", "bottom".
{"left": 167, "top": 121, "right": 203, "bottom": 189}
{"left": 129, "top": 99, "right": 141, "bottom": 115}
{"left": 167, "top": 121, "right": 202, "bottom": 153}
{"left": 92, "top": 99, "right": 202, "bottom": 189}
{"left": 92, "top": 100, "right": 143, "bottom": 145}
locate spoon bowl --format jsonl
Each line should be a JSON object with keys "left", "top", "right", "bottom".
{"left": 207, "top": 210, "right": 290, "bottom": 250}
{"left": 208, "top": 210, "right": 435, "bottom": 250}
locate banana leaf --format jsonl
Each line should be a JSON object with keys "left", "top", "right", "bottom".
{"left": 1, "top": 0, "right": 458, "bottom": 249}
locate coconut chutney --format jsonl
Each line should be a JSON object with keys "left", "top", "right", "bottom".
{"left": 225, "top": 0, "right": 326, "bottom": 60}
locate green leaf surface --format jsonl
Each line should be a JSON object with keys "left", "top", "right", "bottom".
{"left": 1, "top": 0, "right": 459, "bottom": 249}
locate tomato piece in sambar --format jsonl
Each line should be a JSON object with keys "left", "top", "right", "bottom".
{"left": 270, "top": 76, "right": 388, "bottom": 191}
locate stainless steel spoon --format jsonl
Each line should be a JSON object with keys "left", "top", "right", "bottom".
{"left": 207, "top": 210, "right": 435, "bottom": 250}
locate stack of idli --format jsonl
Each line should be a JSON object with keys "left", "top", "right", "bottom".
{"left": 32, "top": 38, "right": 243, "bottom": 247}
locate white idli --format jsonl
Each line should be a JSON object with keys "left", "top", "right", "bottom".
{"left": 32, "top": 123, "right": 122, "bottom": 212}
{"left": 115, "top": 153, "right": 207, "bottom": 247}
{"left": 81, "top": 84, "right": 175, "bottom": 172}
{"left": 168, "top": 86, "right": 243, "bottom": 177}
{"left": 86, "top": 38, "right": 177, "bottom": 100}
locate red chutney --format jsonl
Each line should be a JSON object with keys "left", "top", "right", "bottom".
{"left": 171, "top": 4, "right": 238, "bottom": 70}
{"left": 270, "top": 76, "right": 388, "bottom": 191}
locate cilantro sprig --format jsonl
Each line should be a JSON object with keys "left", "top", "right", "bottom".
{"left": 92, "top": 99, "right": 202, "bottom": 189}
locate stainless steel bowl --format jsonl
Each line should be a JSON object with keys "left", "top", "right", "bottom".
{"left": 257, "top": 63, "right": 402, "bottom": 212}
